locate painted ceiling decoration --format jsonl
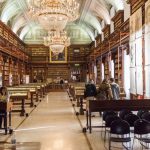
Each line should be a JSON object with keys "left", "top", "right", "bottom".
{"left": 0, "top": 0, "right": 124, "bottom": 45}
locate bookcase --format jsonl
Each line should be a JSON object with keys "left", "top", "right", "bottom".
{"left": 48, "top": 65, "right": 68, "bottom": 80}
{"left": 114, "top": 49, "right": 122, "bottom": 84}
{"left": 3, "top": 58, "right": 9, "bottom": 86}
{"left": 19, "top": 62, "right": 25, "bottom": 84}
{"left": 103, "top": 57, "right": 109, "bottom": 80}
{"left": 12, "top": 61, "right": 19, "bottom": 85}
{"left": 70, "top": 68, "right": 81, "bottom": 82}
{"left": 0, "top": 55, "right": 3, "bottom": 73}
{"left": 32, "top": 67, "right": 46, "bottom": 82}
{"left": 96, "top": 60, "right": 101, "bottom": 84}
{"left": 0, "top": 55, "right": 3, "bottom": 87}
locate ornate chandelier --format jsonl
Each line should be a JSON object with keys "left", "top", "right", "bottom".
{"left": 28, "top": 0, "right": 79, "bottom": 30}
{"left": 43, "top": 29, "right": 70, "bottom": 53}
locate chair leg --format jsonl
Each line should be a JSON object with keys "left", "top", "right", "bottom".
{"left": 132, "top": 137, "right": 135, "bottom": 150}
{"left": 109, "top": 139, "right": 111, "bottom": 150}
{"left": 104, "top": 127, "right": 106, "bottom": 142}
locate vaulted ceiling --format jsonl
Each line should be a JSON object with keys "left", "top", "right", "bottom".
{"left": 0, "top": 0, "right": 125, "bottom": 45}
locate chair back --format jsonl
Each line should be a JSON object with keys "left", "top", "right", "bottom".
{"left": 119, "top": 109, "right": 132, "bottom": 120}
{"left": 141, "top": 112, "right": 150, "bottom": 122}
{"left": 134, "top": 119, "right": 150, "bottom": 135}
{"left": 124, "top": 114, "right": 140, "bottom": 127}
{"left": 105, "top": 115, "right": 121, "bottom": 127}
{"left": 103, "top": 111, "right": 117, "bottom": 121}
{"left": 137, "top": 110, "right": 149, "bottom": 118}
{"left": 110, "top": 119, "right": 130, "bottom": 135}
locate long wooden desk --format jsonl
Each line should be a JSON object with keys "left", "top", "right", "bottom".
{"left": 0, "top": 102, "right": 12, "bottom": 134}
{"left": 9, "top": 92, "right": 30, "bottom": 116}
{"left": 8, "top": 87, "right": 37, "bottom": 107}
{"left": 27, "top": 82, "right": 49, "bottom": 96}
{"left": 16, "top": 87, "right": 38, "bottom": 103}
{"left": 19, "top": 85, "right": 43, "bottom": 98}
{"left": 86, "top": 99, "right": 150, "bottom": 133}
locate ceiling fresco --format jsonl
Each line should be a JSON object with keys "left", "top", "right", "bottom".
{"left": 0, "top": 0, "right": 125, "bottom": 45}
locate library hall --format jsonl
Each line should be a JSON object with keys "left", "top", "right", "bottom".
{"left": 0, "top": 0, "right": 150, "bottom": 150}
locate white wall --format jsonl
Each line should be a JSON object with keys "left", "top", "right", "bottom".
{"left": 101, "top": 20, "right": 105, "bottom": 29}
{"left": 123, "top": 51, "right": 130, "bottom": 99}
{"left": 101, "top": 32, "right": 104, "bottom": 41}
{"left": 123, "top": 1, "right": 130, "bottom": 22}
{"left": 110, "top": 21, "right": 114, "bottom": 33}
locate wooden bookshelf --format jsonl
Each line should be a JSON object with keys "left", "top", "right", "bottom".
{"left": 103, "top": 57, "right": 109, "bottom": 80}
{"left": 0, "top": 55, "right": 3, "bottom": 73}
{"left": 3, "top": 59, "right": 9, "bottom": 86}
{"left": 12, "top": 61, "right": 19, "bottom": 85}
{"left": 96, "top": 60, "right": 101, "bottom": 84}
{"left": 19, "top": 62, "right": 25, "bottom": 84}
{"left": 114, "top": 50, "right": 122, "bottom": 84}
{"left": 0, "top": 55, "right": 3, "bottom": 87}
{"left": 48, "top": 64, "right": 69, "bottom": 80}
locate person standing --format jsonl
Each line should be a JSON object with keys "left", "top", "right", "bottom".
{"left": 84, "top": 79, "right": 97, "bottom": 100}
{"left": 0, "top": 87, "right": 9, "bottom": 128}
{"left": 60, "top": 78, "right": 64, "bottom": 89}
{"left": 97, "top": 79, "right": 113, "bottom": 100}
{"left": 33, "top": 76, "right": 37, "bottom": 83}
{"left": 109, "top": 78, "right": 120, "bottom": 100}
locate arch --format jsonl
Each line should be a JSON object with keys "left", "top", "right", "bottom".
{"left": 12, "top": 14, "right": 27, "bottom": 34}
{"left": 79, "top": 22, "right": 95, "bottom": 41}
{"left": 105, "top": 0, "right": 124, "bottom": 11}
{"left": 1, "top": 0, "right": 21, "bottom": 24}
{"left": 84, "top": 13, "right": 102, "bottom": 34}
{"left": 90, "top": 0, "right": 111, "bottom": 24}
{"left": 19, "top": 24, "right": 31, "bottom": 40}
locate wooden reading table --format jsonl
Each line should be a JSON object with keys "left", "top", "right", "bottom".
{"left": 8, "top": 87, "right": 37, "bottom": 107}
{"left": 86, "top": 99, "right": 150, "bottom": 133}
{"left": 9, "top": 91, "right": 30, "bottom": 116}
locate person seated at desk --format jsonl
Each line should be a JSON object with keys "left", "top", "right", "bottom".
{"left": 0, "top": 87, "right": 9, "bottom": 128}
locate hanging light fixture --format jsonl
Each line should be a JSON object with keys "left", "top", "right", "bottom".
{"left": 28, "top": 0, "right": 79, "bottom": 30}
{"left": 43, "top": 29, "right": 70, "bottom": 53}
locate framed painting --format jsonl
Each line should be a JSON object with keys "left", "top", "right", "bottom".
{"left": 50, "top": 47, "right": 67, "bottom": 63}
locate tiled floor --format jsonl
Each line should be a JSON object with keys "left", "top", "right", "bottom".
{"left": 0, "top": 92, "right": 91, "bottom": 150}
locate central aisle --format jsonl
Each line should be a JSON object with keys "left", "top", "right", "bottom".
{"left": 9, "top": 92, "right": 90, "bottom": 150}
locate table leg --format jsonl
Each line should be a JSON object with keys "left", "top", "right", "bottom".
{"left": 9, "top": 111, "right": 11, "bottom": 127}
{"left": 4, "top": 112, "right": 7, "bottom": 134}
{"left": 86, "top": 110, "right": 89, "bottom": 129}
{"left": 20, "top": 99, "right": 25, "bottom": 116}
{"left": 77, "top": 97, "right": 80, "bottom": 107}
{"left": 30, "top": 93, "right": 34, "bottom": 107}
{"left": 89, "top": 112, "right": 92, "bottom": 133}
{"left": 79, "top": 98, "right": 84, "bottom": 115}
{"left": 36, "top": 93, "right": 38, "bottom": 102}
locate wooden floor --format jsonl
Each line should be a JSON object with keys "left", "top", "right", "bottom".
{"left": 0, "top": 92, "right": 144, "bottom": 150}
